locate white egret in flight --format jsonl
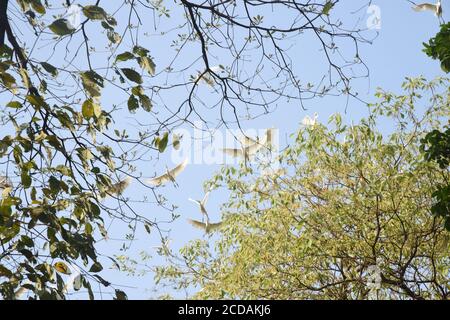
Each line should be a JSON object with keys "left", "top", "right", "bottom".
{"left": 409, "top": 1, "right": 444, "bottom": 23}
{"left": 188, "top": 191, "right": 211, "bottom": 223}
{"left": 221, "top": 140, "right": 264, "bottom": 162}
{"left": 146, "top": 158, "right": 188, "bottom": 186}
{"left": 188, "top": 218, "right": 223, "bottom": 234}
{"left": 301, "top": 112, "right": 318, "bottom": 127}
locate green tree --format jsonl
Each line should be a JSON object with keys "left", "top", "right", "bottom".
{"left": 421, "top": 22, "right": 450, "bottom": 232}
{"left": 0, "top": 0, "right": 371, "bottom": 299}
{"left": 423, "top": 22, "right": 450, "bottom": 73}
{"left": 156, "top": 77, "right": 450, "bottom": 300}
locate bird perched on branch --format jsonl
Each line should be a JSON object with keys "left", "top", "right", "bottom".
{"left": 146, "top": 158, "right": 188, "bottom": 187}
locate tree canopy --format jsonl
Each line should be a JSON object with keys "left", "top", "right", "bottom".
{"left": 155, "top": 77, "right": 450, "bottom": 300}
{"left": 0, "top": 0, "right": 374, "bottom": 299}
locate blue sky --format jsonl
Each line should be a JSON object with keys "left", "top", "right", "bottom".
{"left": 96, "top": 0, "right": 446, "bottom": 299}
{"left": 2, "top": 0, "right": 448, "bottom": 299}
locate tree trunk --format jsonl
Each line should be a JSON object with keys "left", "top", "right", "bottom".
{"left": 0, "top": 0, "right": 9, "bottom": 46}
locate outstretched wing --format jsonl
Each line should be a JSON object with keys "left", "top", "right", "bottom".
{"left": 109, "top": 177, "right": 132, "bottom": 195}
{"left": 188, "top": 218, "right": 207, "bottom": 230}
{"left": 167, "top": 158, "right": 189, "bottom": 179}
{"left": 147, "top": 158, "right": 188, "bottom": 186}
{"left": 245, "top": 141, "right": 263, "bottom": 156}
{"left": 146, "top": 173, "right": 168, "bottom": 186}
{"left": 207, "top": 222, "right": 223, "bottom": 232}
{"left": 201, "top": 191, "right": 210, "bottom": 206}
{"left": 413, "top": 3, "right": 437, "bottom": 12}
{"left": 240, "top": 135, "right": 258, "bottom": 147}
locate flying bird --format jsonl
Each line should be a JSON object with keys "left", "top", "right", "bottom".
{"left": 109, "top": 176, "right": 132, "bottom": 196}
{"left": 301, "top": 112, "right": 318, "bottom": 127}
{"left": 146, "top": 158, "right": 188, "bottom": 186}
{"left": 188, "top": 191, "right": 211, "bottom": 223}
{"left": 239, "top": 134, "right": 259, "bottom": 147}
{"left": 188, "top": 218, "right": 223, "bottom": 233}
{"left": 221, "top": 140, "right": 263, "bottom": 161}
{"left": 409, "top": 1, "right": 444, "bottom": 22}
{"left": 98, "top": 176, "right": 132, "bottom": 200}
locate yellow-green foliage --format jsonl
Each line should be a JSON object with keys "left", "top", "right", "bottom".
{"left": 157, "top": 77, "right": 450, "bottom": 300}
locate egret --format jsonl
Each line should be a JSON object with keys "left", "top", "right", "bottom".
{"left": 98, "top": 176, "right": 132, "bottom": 200}
{"left": 239, "top": 134, "right": 259, "bottom": 147}
{"left": 146, "top": 158, "right": 188, "bottom": 186}
{"left": 301, "top": 112, "right": 318, "bottom": 127}
{"left": 409, "top": 1, "right": 444, "bottom": 22}
{"left": 109, "top": 176, "right": 132, "bottom": 196}
{"left": 188, "top": 218, "right": 223, "bottom": 233}
{"left": 221, "top": 140, "right": 263, "bottom": 161}
{"left": 188, "top": 191, "right": 211, "bottom": 223}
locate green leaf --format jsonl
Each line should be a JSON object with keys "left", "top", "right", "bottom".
{"left": 114, "top": 289, "right": 128, "bottom": 300}
{"left": 133, "top": 45, "right": 149, "bottom": 57}
{"left": 89, "top": 262, "right": 103, "bottom": 273}
{"left": 127, "top": 95, "right": 139, "bottom": 113}
{"left": 80, "top": 71, "right": 104, "bottom": 98}
{"left": 48, "top": 19, "right": 75, "bottom": 36}
{"left": 139, "top": 94, "right": 152, "bottom": 112}
{"left": 158, "top": 132, "right": 169, "bottom": 153}
{"left": 26, "top": 95, "right": 46, "bottom": 108}
{"left": 21, "top": 171, "right": 31, "bottom": 189}
{"left": 121, "top": 68, "right": 143, "bottom": 84}
{"left": 322, "top": 1, "right": 334, "bottom": 16}
{"left": 30, "top": 0, "right": 46, "bottom": 14}
{"left": 82, "top": 5, "right": 108, "bottom": 21}
{"left": 82, "top": 99, "right": 95, "bottom": 119}
{"left": 107, "top": 30, "right": 121, "bottom": 44}
{"left": 40, "top": 62, "right": 58, "bottom": 77}
{"left": 115, "top": 51, "right": 135, "bottom": 63}
{"left": 6, "top": 101, "right": 22, "bottom": 109}
{"left": 138, "top": 56, "right": 156, "bottom": 76}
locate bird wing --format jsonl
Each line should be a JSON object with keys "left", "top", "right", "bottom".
{"left": 201, "top": 191, "right": 210, "bottom": 206}
{"left": 146, "top": 174, "right": 167, "bottom": 186}
{"left": 146, "top": 158, "right": 188, "bottom": 186}
{"left": 240, "top": 135, "right": 258, "bottom": 147}
{"left": 245, "top": 141, "right": 263, "bottom": 156}
{"left": 207, "top": 222, "right": 223, "bottom": 232}
{"left": 413, "top": 3, "right": 437, "bottom": 11}
{"left": 221, "top": 148, "right": 244, "bottom": 158}
{"left": 188, "top": 218, "right": 208, "bottom": 230}
{"left": 109, "top": 177, "right": 132, "bottom": 195}
{"left": 188, "top": 198, "right": 201, "bottom": 206}
{"left": 167, "top": 158, "right": 189, "bottom": 179}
